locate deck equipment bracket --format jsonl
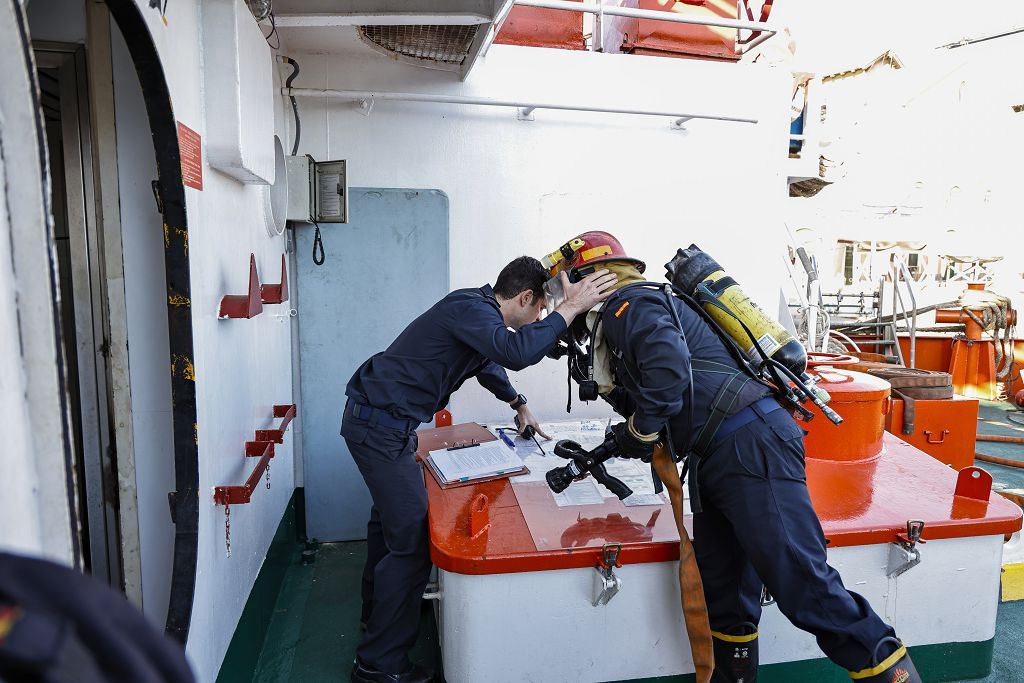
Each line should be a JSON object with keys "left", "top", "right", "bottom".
{"left": 260, "top": 254, "right": 289, "bottom": 304}
{"left": 218, "top": 253, "right": 263, "bottom": 319}
{"left": 256, "top": 403, "right": 298, "bottom": 444}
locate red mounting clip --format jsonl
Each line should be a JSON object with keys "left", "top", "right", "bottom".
{"left": 256, "top": 404, "right": 298, "bottom": 444}
{"left": 260, "top": 254, "right": 289, "bottom": 305}
{"left": 435, "top": 409, "right": 452, "bottom": 428}
{"left": 214, "top": 440, "right": 275, "bottom": 505}
{"left": 218, "top": 253, "right": 263, "bottom": 319}
{"left": 954, "top": 466, "right": 993, "bottom": 501}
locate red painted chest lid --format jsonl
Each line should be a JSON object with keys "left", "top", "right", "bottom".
{"left": 420, "top": 423, "right": 1022, "bottom": 575}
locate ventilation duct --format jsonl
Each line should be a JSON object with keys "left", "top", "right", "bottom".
{"left": 272, "top": 0, "right": 513, "bottom": 77}
{"left": 358, "top": 24, "right": 481, "bottom": 66}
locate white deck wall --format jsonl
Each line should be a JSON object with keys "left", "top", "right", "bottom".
{"left": 290, "top": 43, "right": 793, "bottom": 426}
{"left": 128, "top": 2, "right": 297, "bottom": 679}
{"left": 29, "top": 0, "right": 295, "bottom": 674}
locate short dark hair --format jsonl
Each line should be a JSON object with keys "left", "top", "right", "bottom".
{"left": 494, "top": 256, "right": 547, "bottom": 301}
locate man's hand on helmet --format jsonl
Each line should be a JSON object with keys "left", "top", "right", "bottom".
{"left": 552, "top": 270, "right": 617, "bottom": 324}
{"left": 611, "top": 417, "right": 659, "bottom": 462}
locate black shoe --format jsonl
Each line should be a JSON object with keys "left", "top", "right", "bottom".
{"left": 711, "top": 622, "right": 758, "bottom": 683}
{"left": 351, "top": 660, "right": 433, "bottom": 683}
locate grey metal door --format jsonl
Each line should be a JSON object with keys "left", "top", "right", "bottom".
{"left": 295, "top": 188, "right": 449, "bottom": 541}
{"left": 35, "top": 43, "right": 121, "bottom": 585}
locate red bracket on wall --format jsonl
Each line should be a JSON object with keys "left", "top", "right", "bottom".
{"left": 214, "top": 440, "right": 276, "bottom": 506}
{"left": 218, "top": 253, "right": 263, "bottom": 319}
{"left": 256, "top": 403, "right": 297, "bottom": 444}
{"left": 260, "top": 254, "right": 289, "bottom": 305}
{"left": 435, "top": 409, "right": 452, "bottom": 428}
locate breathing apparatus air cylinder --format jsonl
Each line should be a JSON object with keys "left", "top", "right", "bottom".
{"left": 665, "top": 244, "right": 808, "bottom": 377}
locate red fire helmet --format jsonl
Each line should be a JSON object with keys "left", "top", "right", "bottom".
{"left": 541, "top": 231, "right": 646, "bottom": 278}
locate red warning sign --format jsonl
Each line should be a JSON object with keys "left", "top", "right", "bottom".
{"left": 177, "top": 122, "right": 203, "bottom": 191}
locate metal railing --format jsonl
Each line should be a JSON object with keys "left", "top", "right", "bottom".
{"left": 888, "top": 255, "right": 918, "bottom": 368}
{"left": 513, "top": 0, "right": 776, "bottom": 55}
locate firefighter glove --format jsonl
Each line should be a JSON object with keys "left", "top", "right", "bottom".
{"left": 612, "top": 416, "right": 659, "bottom": 462}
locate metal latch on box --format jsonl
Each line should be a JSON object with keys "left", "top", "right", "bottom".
{"left": 887, "top": 519, "right": 926, "bottom": 578}
{"left": 593, "top": 543, "right": 622, "bottom": 606}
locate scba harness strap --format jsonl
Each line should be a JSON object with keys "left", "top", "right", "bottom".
{"left": 596, "top": 284, "right": 760, "bottom": 513}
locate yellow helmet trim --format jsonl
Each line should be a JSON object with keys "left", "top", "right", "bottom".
{"left": 580, "top": 245, "right": 613, "bottom": 262}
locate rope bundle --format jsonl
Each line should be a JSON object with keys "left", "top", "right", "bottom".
{"left": 957, "top": 289, "right": 1016, "bottom": 382}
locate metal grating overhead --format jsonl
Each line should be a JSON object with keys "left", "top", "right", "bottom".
{"left": 358, "top": 24, "right": 480, "bottom": 65}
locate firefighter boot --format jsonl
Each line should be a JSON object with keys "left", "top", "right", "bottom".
{"left": 711, "top": 623, "right": 758, "bottom": 683}
{"left": 849, "top": 637, "right": 922, "bottom": 683}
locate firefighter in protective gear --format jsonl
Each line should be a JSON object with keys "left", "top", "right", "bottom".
{"left": 543, "top": 231, "right": 921, "bottom": 683}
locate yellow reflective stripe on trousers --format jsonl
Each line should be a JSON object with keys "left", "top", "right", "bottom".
{"left": 710, "top": 629, "right": 758, "bottom": 644}
{"left": 848, "top": 645, "right": 907, "bottom": 679}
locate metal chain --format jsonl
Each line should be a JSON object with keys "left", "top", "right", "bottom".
{"left": 225, "top": 504, "right": 232, "bottom": 558}
{"left": 266, "top": 461, "right": 271, "bottom": 490}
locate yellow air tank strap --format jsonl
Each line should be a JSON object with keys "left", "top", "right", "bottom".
{"left": 652, "top": 444, "right": 713, "bottom": 683}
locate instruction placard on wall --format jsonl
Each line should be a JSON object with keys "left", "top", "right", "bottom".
{"left": 177, "top": 122, "right": 203, "bottom": 190}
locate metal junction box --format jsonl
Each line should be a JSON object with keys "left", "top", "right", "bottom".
{"left": 286, "top": 155, "right": 347, "bottom": 224}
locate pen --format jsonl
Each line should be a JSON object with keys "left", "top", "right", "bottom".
{"left": 496, "top": 428, "right": 516, "bottom": 449}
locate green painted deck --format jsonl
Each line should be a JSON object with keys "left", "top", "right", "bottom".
{"left": 225, "top": 401, "right": 1024, "bottom": 682}
{"left": 976, "top": 400, "right": 1024, "bottom": 491}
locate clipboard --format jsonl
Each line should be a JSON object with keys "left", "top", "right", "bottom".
{"left": 422, "top": 453, "right": 529, "bottom": 489}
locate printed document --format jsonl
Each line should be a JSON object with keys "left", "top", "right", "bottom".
{"left": 428, "top": 440, "right": 524, "bottom": 483}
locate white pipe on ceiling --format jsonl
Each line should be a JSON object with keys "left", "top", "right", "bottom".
{"left": 285, "top": 87, "right": 759, "bottom": 124}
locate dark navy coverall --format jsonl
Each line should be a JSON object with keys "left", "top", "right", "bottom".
{"left": 0, "top": 552, "right": 194, "bottom": 683}
{"left": 342, "top": 285, "right": 566, "bottom": 673}
{"left": 598, "top": 284, "right": 896, "bottom": 672}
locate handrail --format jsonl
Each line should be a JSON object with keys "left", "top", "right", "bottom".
{"left": 890, "top": 256, "right": 918, "bottom": 368}
{"left": 286, "top": 88, "right": 759, "bottom": 125}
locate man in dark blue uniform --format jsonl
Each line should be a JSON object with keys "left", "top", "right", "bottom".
{"left": 344, "top": 256, "right": 616, "bottom": 683}
{"left": 544, "top": 232, "right": 921, "bottom": 683}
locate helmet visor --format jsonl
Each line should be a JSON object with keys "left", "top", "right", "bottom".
{"left": 542, "top": 274, "right": 566, "bottom": 315}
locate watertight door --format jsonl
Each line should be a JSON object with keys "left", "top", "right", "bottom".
{"left": 295, "top": 188, "right": 449, "bottom": 540}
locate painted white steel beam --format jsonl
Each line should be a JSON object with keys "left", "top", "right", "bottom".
{"left": 286, "top": 87, "right": 759, "bottom": 124}
{"left": 273, "top": 13, "right": 492, "bottom": 27}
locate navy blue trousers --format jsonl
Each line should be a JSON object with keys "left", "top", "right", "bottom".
{"left": 693, "top": 407, "right": 896, "bottom": 672}
{"left": 342, "top": 412, "right": 431, "bottom": 674}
